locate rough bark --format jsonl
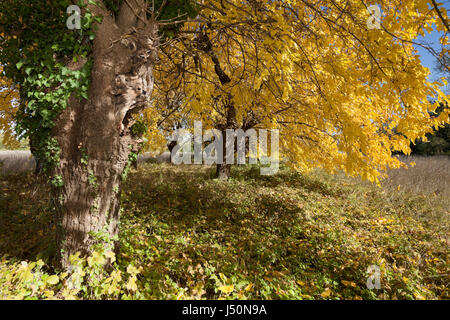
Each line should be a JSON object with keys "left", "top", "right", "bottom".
{"left": 216, "top": 161, "right": 232, "bottom": 180}
{"left": 167, "top": 140, "right": 177, "bottom": 153}
{"left": 215, "top": 103, "right": 236, "bottom": 181}
{"left": 51, "top": 3, "right": 159, "bottom": 267}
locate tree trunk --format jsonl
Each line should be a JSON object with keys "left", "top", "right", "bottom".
{"left": 50, "top": 5, "right": 158, "bottom": 267}
{"left": 216, "top": 163, "right": 232, "bottom": 180}
{"left": 197, "top": 31, "right": 237, "bottom": 181}
{"left": 167, "top": 140, "right": 177, "bottom": 153}
{"left": 215, "top": 120, "right": 234, "bottom": 181}
{"left": 215, "top": 128, "right": 232, "bottom": 181}
{"left": 214, "top": 102, "right": 236, "bottom": 181}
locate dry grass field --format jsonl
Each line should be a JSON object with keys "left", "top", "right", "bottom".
{"left": 0, "top": 151, "right": 35, "bottom": 175}
{"left": 0, "top": 151, "right": 171, "bottom": 175}
{"left": 382, "top": 155, "right": 450, "bottom": 198}
{"left": 2, "top": 151, "right": 448, "bottom": 196}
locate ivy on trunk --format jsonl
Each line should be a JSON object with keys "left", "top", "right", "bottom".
{"left": 0, "top": 0, "right": 195, "bottom": 267}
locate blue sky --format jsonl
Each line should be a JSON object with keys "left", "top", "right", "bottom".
{"left": 415, "top": 1, "right": 450, "bottom": 82}
{"left": 417, "top": 30, "right": 446, "bottom": 81}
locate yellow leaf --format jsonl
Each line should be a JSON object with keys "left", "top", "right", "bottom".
{"left": 46, "top": 275, "right": 59, "bottom": 285}
{"left": 297, "top": 280, "right": 305, "bottom": 286}
{"left": 126, "top": 276, "right": 138, "bottom": 292}
{"left": 127, "top": 264, "right": 139, "bottom": 275}
{"left": 218, "top": 285, "right": 234, "bottom": 294}
{"left": 105, "top": 250, "right": 116, "bottom": 263}
{"left": 414, "top": 292, "right": 426, "bottom": 300}
{"left": 321, "top": 288, "right": 331, "bottom": 298}
{"left": 219, "top": 273, "right": 227, "bottom": 282}
{"left": 341, "top": 280, "right": 356, "bottom": 287}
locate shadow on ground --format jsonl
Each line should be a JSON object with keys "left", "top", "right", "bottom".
{"left": 0, "top": 162, "right": 448, "bottom": 299}
{"left": 0, "top": 173, "right": 54, "bottom": 261}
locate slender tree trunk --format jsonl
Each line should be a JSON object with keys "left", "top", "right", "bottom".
{"left": 214, "top": 126, "right": 233, "bottom": 180}
{"left": 167, "top": 140, "right": 177, "bottom": 153}
{"left": 197, "top": 30, "right": 237, "bottom": 181}
{"left": 215, "top": 103, "right": 236, "bottom": 181}
{"left": 216, "top": 162, "right": 232, "bottom": 180}
{"left": 50, "top": 4, "right": 158, "bottom": 267}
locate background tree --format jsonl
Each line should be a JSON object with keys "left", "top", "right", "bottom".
{"left": 158, "top": 0, "right": 450, "bottom": 181}
{"left": 409, "top": 50, "right": 450, "bottom": 155}
{"left": 410, "top": 102, "right": 450, "bottom": 155}
{"left": 0, "top": 66, "right": 20, "bottom": 149}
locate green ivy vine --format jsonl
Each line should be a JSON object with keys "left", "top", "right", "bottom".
{"left": 0, "top": 0, "right": 101, "bottom": 185}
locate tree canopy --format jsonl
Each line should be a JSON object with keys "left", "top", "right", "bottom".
{"left": 150, "top": 0, "right": 450, "bottom": 181}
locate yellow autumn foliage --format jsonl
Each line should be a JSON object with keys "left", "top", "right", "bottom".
{"left": 149, "top": 0, "right": 449, "bottom": 182}
{"left": 0, "top": 65, "right": 19, "bottom": 148}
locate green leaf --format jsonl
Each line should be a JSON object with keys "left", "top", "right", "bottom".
{"left": 46, "top": 275, "right": 59, "bottom": 285}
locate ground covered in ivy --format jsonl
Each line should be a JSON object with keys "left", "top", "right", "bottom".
{"left": 0, "top": 163, "right": 448, "bottom": 299}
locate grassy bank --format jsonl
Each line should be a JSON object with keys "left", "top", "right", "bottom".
{"left": 0, "top": 160, "right": 448, "bottom": 299}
